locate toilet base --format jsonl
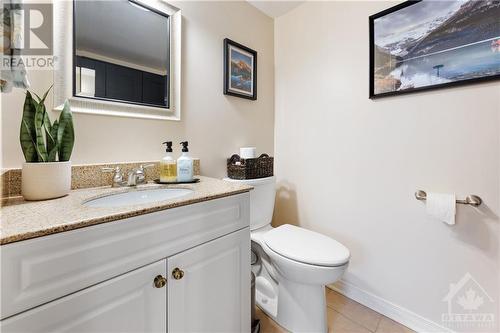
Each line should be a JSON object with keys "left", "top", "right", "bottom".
{"left": 255, "top": 276, "right": 278, "bottom": 318}
{"left": 276, "top": 277, "right": 327, "bottom": 333}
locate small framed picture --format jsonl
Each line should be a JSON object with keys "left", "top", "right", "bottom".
{"left": 223, "top": 38, "right": 257, "bottom": 100}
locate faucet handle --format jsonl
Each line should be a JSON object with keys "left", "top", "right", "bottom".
{"left": 140, "top": 164, "right": 155, "bottom": 170}
{"left": 102, "top": 166, "right": 125, "bottom": 187}
{"left": 102, "top": 166, "right": 121, "bottom": 173}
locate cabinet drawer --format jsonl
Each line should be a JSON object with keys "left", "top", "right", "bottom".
{"left": 1, "top": 193, "right": 249, "bottom": 319}
{"left": 1, "top": 260, "right": 167, "bottom": 333}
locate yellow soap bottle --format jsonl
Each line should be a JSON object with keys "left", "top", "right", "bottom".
{"left": 160, "top": 141, "right": 177, "bottom": 182}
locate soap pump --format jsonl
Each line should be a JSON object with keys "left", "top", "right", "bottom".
{"left": 160, "top": 141, "right": 177, "bottom": 182}
{"left": 177, "top": 141, "right": 193, "bottom": 182}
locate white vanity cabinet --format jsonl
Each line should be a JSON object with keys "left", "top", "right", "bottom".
{"left": 1, "top": 193, "right": 251, "bottom": 333}
{"left": 1, "top": 260, "right": 168, "bottom": 333}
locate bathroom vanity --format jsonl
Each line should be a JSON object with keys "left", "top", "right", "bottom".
{"left": 0, "top": 178, "right": 251, "bottom": 332}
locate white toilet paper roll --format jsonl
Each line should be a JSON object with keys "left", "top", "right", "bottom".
{"left": 240, "top": 147, "right": 256, "bottom": 159}
{"left": 426, "top": 192, "right": 456, "bottom": 225}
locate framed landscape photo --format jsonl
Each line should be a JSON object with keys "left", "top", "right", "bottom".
{"left": 369, "top": 0, "right": 500, "bottom": 99}
{"left": 224, "top": 38, "right": 257, "bottom": 100}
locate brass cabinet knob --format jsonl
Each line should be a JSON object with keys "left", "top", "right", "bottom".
{"left": 172, "top": 267, "right": 184, "bottom": 280}
{"left": 154, "top": 275, "right": 167, "bottom": 288}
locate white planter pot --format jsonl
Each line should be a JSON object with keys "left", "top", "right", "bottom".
{"left": 22, "top": 161, "right": 72, "bottom": 201}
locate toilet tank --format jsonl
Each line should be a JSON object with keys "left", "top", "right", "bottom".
{"left": 223, "top": 176, "right": 275, "bottom": 231}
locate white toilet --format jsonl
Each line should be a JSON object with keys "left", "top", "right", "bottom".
{"left": 224, "top": 176, "right": 350, "bottom": 333}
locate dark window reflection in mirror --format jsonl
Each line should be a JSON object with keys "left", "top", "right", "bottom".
{"left": 74, "top": 0, "right": 170, "bottom": 108}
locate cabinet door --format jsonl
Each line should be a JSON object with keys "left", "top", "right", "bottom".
{"left": 75, "top": 56, "right": 106, "bottom": 97}
{"left": 105, "top": 62, "right": 143, "bottom": 102}
{"left": 142, "top": 72, "right": 168, "bottom": 106}
{"left": 1, "top": 260, "right": 167, "bottom": 333}
{"left": 168, "top": 228, "right": 251, "bottom": 333}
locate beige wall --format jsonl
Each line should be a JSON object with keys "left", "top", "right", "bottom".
{"left": 1, "top": 1, "right": 274, "bottom": 178}
{"left": 274, "top": 1, "right": 499, "bottom": 330}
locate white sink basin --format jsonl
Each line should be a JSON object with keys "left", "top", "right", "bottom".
{"left": 84, "top": 188, "right": 193, "bottom": 208}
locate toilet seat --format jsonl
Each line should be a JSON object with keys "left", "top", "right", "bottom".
{"left": 263, "top": 224, "right": 350, "bottom": 267}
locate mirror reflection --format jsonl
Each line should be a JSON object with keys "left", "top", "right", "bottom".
{"left": 74, "top": 0, "right": 170, "bottom": 108}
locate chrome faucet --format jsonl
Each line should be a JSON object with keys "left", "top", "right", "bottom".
{"left": 127, "top": 164, "right": 155, "bottom": 186}
{"left": 102, "top": 164, "right": 155, "bottom": 187}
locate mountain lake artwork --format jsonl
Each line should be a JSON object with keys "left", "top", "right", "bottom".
{"left": 224, "top": 39, "right": 257, "bottom": 100}
{"left": 370, "top": 0, "right": 500, "bottom": 98}
{"left": 230, "top": 48, "right": 253, "bottom": 93}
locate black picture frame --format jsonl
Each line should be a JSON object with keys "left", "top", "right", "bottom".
{"left": 223, "top": 38, "right": 257, "bottom": 100}
{"left": 369, "top": 0, "right": 500, "bottom": 99}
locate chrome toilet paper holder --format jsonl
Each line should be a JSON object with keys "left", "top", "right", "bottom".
{"left": 415, "top": 190, "right": 482, "bottom": 207}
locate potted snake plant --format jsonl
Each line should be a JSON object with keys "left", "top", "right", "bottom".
{"left": 20, "top": 87, "right": 75, "bottom": 200}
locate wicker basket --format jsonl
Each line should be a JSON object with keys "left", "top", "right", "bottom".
{"left": 227, "top": 154, "right": 274, "bottom": 180}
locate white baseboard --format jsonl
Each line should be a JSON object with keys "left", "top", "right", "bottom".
{"left": 328, "top": 280, "right": 455, "bottom": 333}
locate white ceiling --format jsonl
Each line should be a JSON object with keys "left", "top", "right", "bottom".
{"left": 247, "top": 1, "right": 304, "bottom": 18}
{"left": 75, "top": 0, "right": 169, "bottom": 70}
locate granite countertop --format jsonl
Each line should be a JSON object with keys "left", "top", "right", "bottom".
{"left": 0, "top": 176, "right": 252, "bottom": 245}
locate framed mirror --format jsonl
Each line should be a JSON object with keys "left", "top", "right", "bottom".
{"left": 74, "top": 0, "right": 170, "bottom": 108}
{"left": 54, "top": 0, "right": 181, "bottom": 120}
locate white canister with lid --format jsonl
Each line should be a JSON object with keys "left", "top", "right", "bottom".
{"left": 240, "top": 147, "right": 256, "bottom": 159}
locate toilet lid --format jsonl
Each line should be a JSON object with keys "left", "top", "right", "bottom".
{"left": 263, "top": 224, "right": 350, "bottom": 267}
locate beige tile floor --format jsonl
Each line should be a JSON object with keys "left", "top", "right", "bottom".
{"left": 255, "top": 288, "right": 415, "bottom": 333}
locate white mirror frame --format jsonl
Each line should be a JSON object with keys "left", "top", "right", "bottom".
{"left": 53, "top": 0, "right": 181, "bottom": 121}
